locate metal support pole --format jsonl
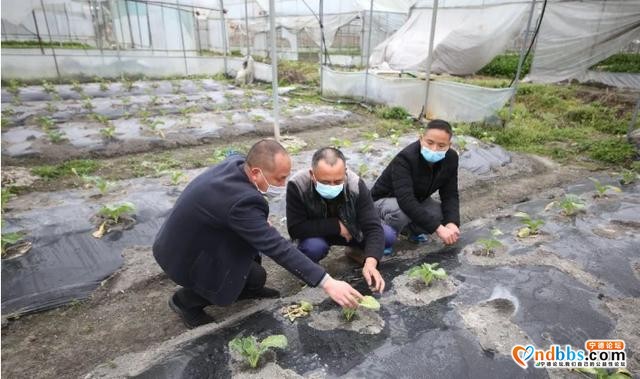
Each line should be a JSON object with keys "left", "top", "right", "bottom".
{"left": 628, "top": 96, "right": 640, "bottom": 144}
{"left": 360, "top": 10, "right": 365, "bottom": 66}
{"left": 41, "top": 0, "right": 61, "bottom": 80}
{"left": 268, "top": 0, "right": 280, "bottom": 140}
{"left": 244, "top": 0, "right": 251, "bottom": 55}
{"left": 508, "top": 0, "right": 537, "bottom": 120}
{"left": 319, "top": 0, "right": 323, "bottom": 95}
{"left": 176, "top": 0, "right": 189, "bottom": 75}
{"left": 110, "top": 0, "right": 124, "bottom": 78}
{"left": 363, "top": 0, "right": 374, "bottom": 102}
{"left": 220, "top": 0, "right": 229, "bottom": 76}
{"left": 32, "top": 10, "right": 45, "bottom": 54}
{"left": 124, "top": 0, "right": 135, "bottom": 47}
{"left": 420, "top": 0, "right": 439, "bottom": 120}
{"left": 63, "top": 3, "right": 72, "bottom": 42}
{"left": 146, "top": 2, "right": 153, "bottom": 50}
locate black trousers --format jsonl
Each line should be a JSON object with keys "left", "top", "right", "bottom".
{"left": 175, "top": 260, "right": 266, "bottom": 310}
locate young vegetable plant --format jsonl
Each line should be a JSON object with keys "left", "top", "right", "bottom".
{"left": 82, "top": 98, "right": 94, "bottom": 111}
{"left": 408, "top": 263, "right": 447, "bottom": 287}
{"left": 1, "top": 225, "right": 24, "bottom": 258}
{"left": 99, "top": 79, "right": 110, "bottom": 92}
{"left": 619, "top": 169, "right": 639, "bottom": 185}
{"left": 456, "top": 136, "right": 468, "bottom": 152}
{"left": 41, "top": 80, "right": 57, "bottom": 95}
{"left": 98, "top": 202, "right": 135, "bottom": 224}
{"left": 36, "top": 116, "right": 56, "bottom": 129}
{"left": 556, "top": 194, "right": 586, "bottom": 216}
{"left": 514, "top": 212, "right": 544, "bottom": 238}
{"left": 167, "top": 170, "right": 185, "bottom": 186}
{"left": 100, "top": 126, "right": 117, "bottom": 140}
{"left": 329, "top": 137, "right": 352, "bottom": 149}
{"left": 342, "top": 295, "right": 380, "bottom": 321}
{"left": 72, "top": 169, "right": 110, "bottom": 195}
{"left": 475, "top": 238, "right": 503, "bottom": 257}
{"left": 589, "top": 177, "right": 621, "bottom": 198}
{"left": 71, "top": 80, "right": 84, "bottom": 94}
{"left": 281, "top": 300, "right": 313, "bottom": 322}
{"left": 228, "top": 334, "right": 288, "bottom": 369}
{"left": 45, "top": 102, "right": 58, "bottom": 113}
{"left": 46, "top": 129, "right": 66, "bottom": 143}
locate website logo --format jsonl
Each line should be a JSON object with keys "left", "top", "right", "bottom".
{"left": 511, "top": 340, "right": 626, "bottom": 369}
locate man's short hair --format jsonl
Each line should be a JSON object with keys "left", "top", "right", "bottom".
{"left": 312, "top": 147, "right": 346, "bottom": 169}
{"left": 423, "top": 119, "right": 453, "bottom": 139}
{"left": 245, "top": 139, "right": 287, "bottom": 170}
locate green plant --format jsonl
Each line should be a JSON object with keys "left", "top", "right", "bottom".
{"left": 228, "top": 335, "right": 288, "bottom": 368}
{"left": 514, "top": 212, "right": 544, "bottom": 237}
{"left": 556, "top": 194, "right": 586, "bottom": 216}
{"left": 72, "top": 169, "right": 110, "bottom": 194}
{"left": 99, "top": 80, "right": 110, "bottom": 92}
{"left": 149, "top": 95, "right": 160, "bottom": 106}
{"left": 329, "top": 137, "right": 352, "bottom": 149}
{"left": 45, "top": 102, "right": 57, "bottom": 113}
{"left": 91, "top": 113, "right": 111, "bottom": 126}
{"left": 477, "top": 53, "right": 533, "bottom": 77}
{"left": 2, "top": 187, "right": 15, "bottom": 212}
{"left": 589, "top": 177, "right": 621, "bottom": 198}
{"left": 342, "top": 295, "right": 380, "bottom": 321}
{"left": 46, "top": 129, "right": 66, "bottom": 143}
{"left": 98, "top": 202, "right": 135, "bottom": 224}
{"left": 360, "top": 142, "right": 373, "bottom": 154}
{"left": 7, "top": 79, "right": 21, "bottom": 96}
{"left": 82, "top": 99, "right": 94, "bottom": 111}
{"left": 71, "top": 80, "right": 83, "bottom": 94}
{"left": 100, "top": 126, "right": 116, "bottom": 140}
{"left": 377, "top": 106, "right": 410, "bottom": 120}
{"left": 41, "top": 80, "right": 57, "bottom": 95}
{"left": 122, "top": 77, "right": 135, "bottom": 92}
{"left": 32, "top": 159, "right": 100, "bottom": 179}
{"left": 476, "top": 238, "right": 503, "bottom": 256}
{"left": 456, "top": 136, "right": 468, "bottom": 151}
{"left": 619, "top": 169, "right": 639, "bottom": 185}
{"left": 36, "top": 116, "right": 55, "bottom": 129}
{"left": 408, "top": 263, "right": 448, "bottom": 287}
{"left": 357, "top": 163, "right": 369, "bottom": 178}
{"left": 167, "top": 170, "right": 185, "bottom": 186}
{"left": 1, "top": 226, "right": 24, "bottom": 257}
{"left": 389, "top": 131, "right": 401, "bottom": 146}
{"left": 250, "top": 114, "right": 265, "bottom": 123}
{"left": 573, "top": 367, "right": 632, "bottom": 379}
{"left": 282, "top": 301, "right": 313, "bottom": 322}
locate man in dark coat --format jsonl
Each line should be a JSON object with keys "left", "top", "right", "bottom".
{"left": 286, "top": 147, "right": 392, "bottom": 293}
{"left": 371, "top": 119, "right": 460, "bottom": 245}
{"left": 153, "top": 139, "right": 363, "bottom": 328}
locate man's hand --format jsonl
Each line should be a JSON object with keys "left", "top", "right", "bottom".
{"left": 445, "top": 223, "right": 460, "bottom": 237}
{"left": 339, "top": 221, "right": 352, "bottom": 242}
{"left": 436, "top": 225, "right": 458, "bottom": 245}
{"left": 321, "top": 276, "right": 363, "bottom": 308}
{"left": 362, "top": 257, "right": 385, "bottom": 293}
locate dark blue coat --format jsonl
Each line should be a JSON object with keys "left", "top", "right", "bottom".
{"left": 153, "top": 155, "right": 326, "bottom": 305}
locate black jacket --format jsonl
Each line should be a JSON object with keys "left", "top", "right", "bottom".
{"left": 153, "top": 155, "right": 326, "bottom": 306}
{"left": 371, "top": 140, "right": 460, "bottom": 233}
{"left": 286, "top": 170, "right": 384, "bottom": 262}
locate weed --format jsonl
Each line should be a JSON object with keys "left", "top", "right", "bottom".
{"left": 32, "top": 159, "right": 100, "bottom": 179}
{"left": 2, "top": 187, "right": 15, "bottom": 212}
{"left": 376, "top": 106, "right": 410, "bottom": 120}
{"left": 408, "top": 263, "right": 447, "bottom": 287}
{"left": 228, "top": 334, "right": 288, "bottom": 368}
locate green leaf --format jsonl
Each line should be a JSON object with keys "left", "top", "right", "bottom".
{"left": 259, "top": 334, "right": 288, "bottom": 350}
{"left": 358, "top": 295, "right": 380, "bottom": 311}
{"left": 299, "top": 301, "right": 313, "bottom": 312}
{"left": 432, "top": 268, "right": 447, "bottom": 279}
{"left": 517, "top": 227, "right": 531, "bottom": 238}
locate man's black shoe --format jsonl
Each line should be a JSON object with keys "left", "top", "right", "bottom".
{"left": 168, "top": 294, "right": 215, "bottom": 329}
{"left": 237, "top": 287, "right": 281, "bottom": 300}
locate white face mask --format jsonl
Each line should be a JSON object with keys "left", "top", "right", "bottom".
{"left": 256, "top": 169, "right": 285, "bottom": 199}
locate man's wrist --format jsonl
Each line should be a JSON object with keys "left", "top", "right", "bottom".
{"left": 319, "top": 273, "right": 332, "bottom": 287}
{"left": 364, "top": 257, "right": 378, "bottom": 267}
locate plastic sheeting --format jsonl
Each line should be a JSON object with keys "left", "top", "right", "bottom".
{"left": 321, "top": 66, "right": 514, "bottom": 122}
{"left": 527, "top": 1, "right": 640, "bottom": 87}
{"left": 369, "top": 3, "right": 530, "bottom": 74}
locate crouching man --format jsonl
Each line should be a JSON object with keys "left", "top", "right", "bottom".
{"left": 371, "top": 119, "right": 461, "bottom": 246}
{"left": 286, "top": 147, "right": 394, "bottom": 293}
{"left": 153, "top": 139, "right": 363, "bottom": 329}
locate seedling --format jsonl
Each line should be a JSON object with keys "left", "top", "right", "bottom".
{"left": 121, "top": 97, "right": 131, "bottom": 106}
{"left": 456, "top": 136, "right": 468, "bottom": 152}
{"left": 573, "top": 367, "right": 631, "bottom": 379}
{"left": 389, "top": 131, "right": 401, "bottom": 146}
{"left": 357, "top": 163, "right": 369, "bottom": 178}
{"left": 71, "top": 81, "right": 84, "bottom": 94}
{"left": 360, "top": 142, "right": 373, "bottom": 154}
{"left": 36, "top": 116, "right": 56, "bottom": 129}
{"left": 149, "top": 95, "right": 160, "bottom": 106}
{"left": 228, "top": 334, "right": 288, "bottom": 368}
{"left": 619, "top": 169, "right": 639, "bottom": 185}
{"left": 41, "top": 80, "right": 57, "bottom": 95}
{"left": 1, "top": 228, "right": 24, "bottom": 257}
{"left": 408, "top": 263, "right": 447, "bottom": 287}
{"left": 556, "top": 194, "right": 586, "bottom": 216}
{"left": 7, "top": 79, "right": 21, "bottom": 96}
{"left": 100, "top": 126, "right": 117, "bottom": 140}
{"left": 72, "top": 169, "right": 110, "bottom": 194}
{"left": 167, "top": 170, "right": 185, "bottom": 186}
{"left": 45, "top": 102, "right": 57, "bottom": 113}
{"left": 2, "top": 187, "right": 15, "bottom": 212}
{"left": 46, "top": 129, "right": 66, "bottom": 143}
{"left": 475, "top": 238, "right": 503, "bottom": 257}
{"left": 171, "top": 80, "right": 182, "bottom": 94}
{"left": 362, "top": 131, "right": 379, "bottom": 141}
{"left": 99, "top": 80, "right": 110, "bottom": 92}
{"left": 342, "top": 295, "right": 381, "bottom": 321}
{"left": 281, "top": 301, "right": 313, "bottom": 322}
{"left": 98, "top": 202, "right": 135, "bottom": 224}
{"left": 514, "top": 212, "right": 544, "bottom": 237}
{"left": 491, "top": 227, "right": 504, "bottom": 237}
{"left": 122, "top": 77, "right": 135, "bottom": 92}
{"left": 250, "top": 114, "right": 264, "bottom": 123}
{"left": 82, "top": 99, "right": 94, "bottom": 111}
{"left": 589, "top": 177, "right": 621, "bottom": 198}
{"left": 91, "top": 113, "right": 112, "bottom": 126}
{"left": 329, "top": 137, "right": 352, "bottom": 149}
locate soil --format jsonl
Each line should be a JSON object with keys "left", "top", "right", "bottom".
{"left": 0, "top": 155, "right": 593, "bottom": 379}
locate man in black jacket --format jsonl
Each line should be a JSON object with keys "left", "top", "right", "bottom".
{"left": 286, "top": 147, "right": 393, "bottom": 293}
{"left": 371, "top": 119, "right": 460, "bottom": 245}
{"left": 153, "top": 139, "right": 364, "bottom": 329}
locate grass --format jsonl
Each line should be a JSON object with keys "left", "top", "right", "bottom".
{"left": 477, "top": 53, "right": 533, "bottom": 78}
{"left": 453, "top": 83, "right": 637, "bottom": 167}
{"left": 590, "top": 53, "right": 640, "bottom": 73}
{"left": 2, "top": 40, "right": 91, "bottom": 49}
{"left": 31, "top": 159, "right": 100, "bottom": 180}
{"left": 278, "top": 60, "right": 319, "bottom": 86}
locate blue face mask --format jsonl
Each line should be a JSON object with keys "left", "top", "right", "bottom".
{"left": 421, "top": 146, "right": 447, "bottom": 163}
{"left": 315, "top": 181, "right": 344, "bottom": 199}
